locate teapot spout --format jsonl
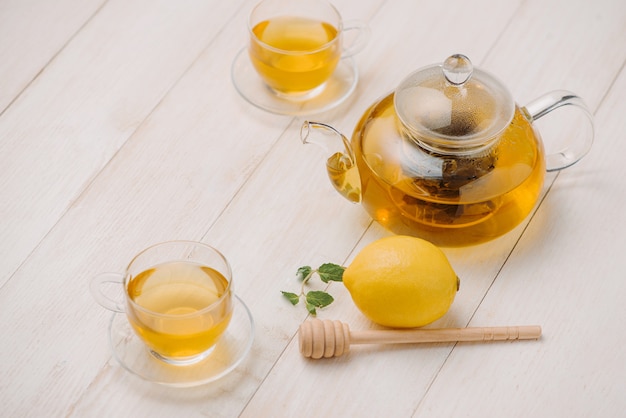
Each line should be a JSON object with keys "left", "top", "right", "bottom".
{"left": 301, "top": 121, "right": 362, "bottom": 203}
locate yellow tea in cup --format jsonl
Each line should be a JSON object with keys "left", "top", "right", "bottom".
{"left": 126, "top": 260, "right": 232, "bottom": 362}
{"left": 91, "top": 241, "right": 234, "bottom": 365}
{"left": 247, "top": 0, "right": 365, "bottom": 99}
{"left": 249, "top": 15, "right": 341, "bottom": 96}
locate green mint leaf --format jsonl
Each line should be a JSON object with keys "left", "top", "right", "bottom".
{"left": 306, "top": 290, "right": 334, "bottom": 308}
{"left": 317, "top": 263, "right": 345, "bottom": 283}
{"left": 305, "top": 301, "right": 317, "bottom": 315}
{"left": 296, "top": 266, "right": 313, "bottom": 281}
{"left": 281, "top": 291, "right": 300, "bottom": 305}
{"left": 283, "top": 263, "right": 343, "bottom": 314}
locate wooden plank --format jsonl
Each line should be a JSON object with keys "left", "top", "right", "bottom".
{"left": 0, "top": 0, "right": 246, "bottom": 287}
{"left": 0, "top": 0, "right": 276, "bottom": 416}
{"left": 0, "top": 0, "right": 302, "bottom": 414}
{"left": 0, "top": 0, "right": 105, "bottom": 112}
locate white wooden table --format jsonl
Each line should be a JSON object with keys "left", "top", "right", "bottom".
{"left": 2, "top": 0, "right": 625, "bottom": 416}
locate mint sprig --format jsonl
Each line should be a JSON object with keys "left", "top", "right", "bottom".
{"left": 281, "top": 263, "right": 345, "bottom": 315}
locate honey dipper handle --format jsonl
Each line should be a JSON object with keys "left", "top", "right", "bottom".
{"left": 298, "top": 319, "right": 541, "bottom": 359}
{"left": 350, "top": 326, "right": 542, "bottom": 345}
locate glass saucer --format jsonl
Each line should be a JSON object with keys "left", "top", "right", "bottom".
{"left": 108, "top": 295, "right": 254, "bottom": 388}
{"left": 231, "top": 48, "right": 358, "bottom": 116}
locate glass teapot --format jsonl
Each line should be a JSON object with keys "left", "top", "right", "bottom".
{"left": 301, "top": 54, "right": 594, "bottom": 246}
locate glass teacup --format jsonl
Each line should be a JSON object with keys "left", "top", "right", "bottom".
{"left": 91, "top": 241, "right": 233, "bottom": 365}
{"left": 248, "top": 0, "right": 369, "bottom": 99}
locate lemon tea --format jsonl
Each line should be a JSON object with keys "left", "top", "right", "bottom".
{"left": 126, "top": 260, "right": 232, "bottom": 362}
{"left": 249, "top": 15, "right": 340, "bottom": 95}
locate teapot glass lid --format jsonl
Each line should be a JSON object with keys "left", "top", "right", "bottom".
{"left": 394, "top": 54, "right": 515, "bottom": 152}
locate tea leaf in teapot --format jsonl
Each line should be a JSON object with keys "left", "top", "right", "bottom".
{"left": 413, "top": 151, "right": 497, "bottom": 200}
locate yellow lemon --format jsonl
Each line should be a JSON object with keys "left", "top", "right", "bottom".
{"left": 343, "top": 235, "right": 459, "bottom": 328}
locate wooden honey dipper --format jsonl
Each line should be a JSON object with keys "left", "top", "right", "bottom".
{"left": 299, "top": 319, "right": 542, "bottom": 359}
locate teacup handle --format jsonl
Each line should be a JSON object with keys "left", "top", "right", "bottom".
{"left": 341, "top": 20, "right": 370, "bottom": 58}
{"left": 90, "top": 273, "right": 125, "bottom": 313}
{"left": 523, "top": 90, "right": 594, "bottom": 172}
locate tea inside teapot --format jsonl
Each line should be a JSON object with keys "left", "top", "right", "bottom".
{"left": 302, "top": 54, "right": 593, "bottom": 246}
{"left": 350, "top": 94, "right": 543, "bottom": 245}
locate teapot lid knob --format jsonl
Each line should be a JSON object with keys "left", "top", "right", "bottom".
{"left": 394, "top": 53, "right": 515, "bottom": 153}
{"left": 442, "top": 54, "right": 473, "bottom": 85}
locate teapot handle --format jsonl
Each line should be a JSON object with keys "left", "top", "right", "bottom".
{"left": 523, "top": 90, "right": 594, "bottom": 172}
